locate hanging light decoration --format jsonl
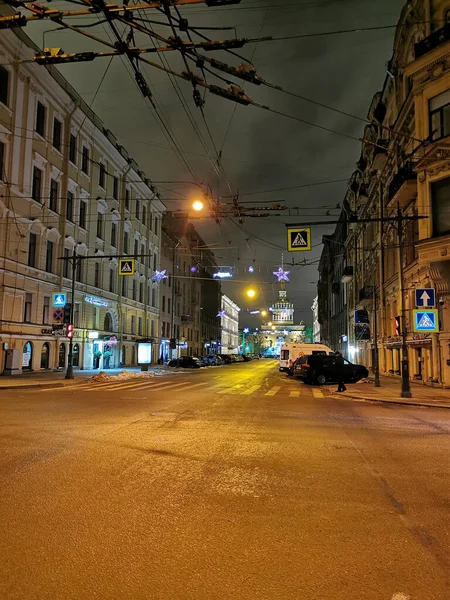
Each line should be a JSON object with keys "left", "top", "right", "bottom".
{"left": 273, "top": 266, "right": 290, "bottom": 283}
{"left": 151, "top": 269, "right": 168, "bottom": 283}
{"left": 248, "top": 265, "right": 254, "bottom": 273}
{"left": 217, "top": 310, "right": 226, "bottom": 318}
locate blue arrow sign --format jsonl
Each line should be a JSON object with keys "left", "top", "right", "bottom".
{"left": 52, "top": 293, "right": 67, "bottom": 308}
{"left": 413, "top": 309, "right": 438, "bottom": 333}
{"left": 415, "top": 288, "right": 435, "bottom": 308}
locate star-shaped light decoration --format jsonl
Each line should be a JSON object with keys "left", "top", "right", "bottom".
{"left": 243, "top": 327, "right": 250, "bottom": 334}
{"left": 190, "top": 266, "right": 197, "bottom": 273}
{"left": 273, "top": 266, "right": 290, "bottom": 283}
{"left": 151, "top": 269, "right": 168, "bottom": 283}
{"left": 283, "top": 330, "right": 289, "bottom": 336}
{"left": 217, "top": 310, "right": 226, "bottom": 318}
{"left": 248, "top": 265, "right": 254, "bottom": 273}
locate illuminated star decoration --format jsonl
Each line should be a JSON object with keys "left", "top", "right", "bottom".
{"left": 273, "top": 266, "right": 290, "bottom": 283}
{"left": 217, "top": 310, "right": 226, "bottom": 318}
{"left": 248, "top": 265, "right": 254, "bottom": 273}
{"left": 190, "top": 266, "right": 197, "bottom": 273}
{"left": 151, "top": 269, "right": 168, "bottom": 283}
{"left": 243, "top": 328, "right": 250, "bottom": 334}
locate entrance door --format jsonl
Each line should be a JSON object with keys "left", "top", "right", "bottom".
{"left": 59, "top": 343, "right": 66, "bottom": 368}
{"left": 40, "top": 342, "right": 50, "bottom": 369}
{"left": 73, "top": 343, "right": 80, "bottom": 367}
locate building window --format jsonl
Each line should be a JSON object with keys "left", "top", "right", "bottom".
{"left": 153, "top": 254, "right": 157, "bottom": 270}
{"left": 136, "top": 199, "right": 140, "bottom": 220}
{"left": 109, "top": 268, "right": 115, "bottom": 293}
{"left": 113, "top": 176, "right": 119, "bottom": 200}
{"left": 49, "top": 178, "right": 58, "bottom": 212}
{"left": 131, "top": 315, "right": 136, "bottom": 334}
{"left": 63, "top": 248, "right": 70, "bottom": 278}
{"left": 161, "top": 322, "right": 165, "bottom": 337}
{"left": 99, "top": 162, "right": 106, "bottom": 188}
{"left": 142, "top": 205, "right": 146, "bottom": 227}
{"left": 95, "top": 262, "right": 100, "bottom": 288}
{"left": 111, "top": 222, "right": 117, "bottom": 247}
{"left": 151, "top": 320, "right": 155, "bottom": 336}
{"left": 134, "top": 238, "right": 139, "bottom": 258}
{"left": 140, "top": 281, "right": 144, "bottom": 303}
{"left": 162, "top": 295, "right": 166, "bottom": 312}
{"left": 52, "top": 118, "right": 62, "bottom": 151}
{"left": 431, "top": 177, "right": 450, "bottom": 236}
{"left": 32, "top": 166, "right": 42, "bottom": 202}
{"left": 132, "top": 279, "right": 137, "bottom": 300}
{"left": 74, "top": 303, "right": 80, "bottom": 327}
{"left": 0, "top": 65, "right": 9, "bottom": 106}
{"left": 96, "top": 212, "right": 104, "bottom": 239}
{"left": 66, "top": 191, "right": 74, "bottom": 221}
{"left": 42, "top": 296, "right": 50, "bottom": 324}
{"left": 154, "top": 216, "right": 158, "bottom": 234}
{"left": 141, "top": 243, "right": 146, "bottom": 266}
{"left": 75, "top": 256, "right": 82, "bottom": 282}
{"left": 430, "top": 90, "right": 450, "bottom": 141}
{"left": 138, "top": 316, "right": 143, "bottom": 335}
{"left": 69, "top": 134, "right": 77, "bottom": 164}
{"left": 28, "top": 233, "right": 37, "bottom": 267}
{"left": 168, "top": 298, "right": 171, "bottom": 315}
{"left": 35, "top": 101, "right": 46, "bottom": 137}
{"left": 45, "top": 240, "right": 54, "bottom": 273}
{"left": 148, "top": 213, "right": 152, "bottom": 230}
{"left": 124, "top": 231, "right": 129, "bottom": 254}
{"left": 79, "top": 200, "right": 87, "bottom": 229}
{"left": 122, "top": 277, "right": 127, "bottom": 297}
{"left": 151, "top": 287, "right": 156, "bottom": 307}
{"left": 125, "top": 188, "right": 130, "bottom": 210}
{"left": 24, "top": 293, "right": 32, "bottom": 323}
{"left": 81, "top": 146, "right": 89, "bottom": 174}
{"left": 0, "top": 141, "right": 5, "bottom": 181}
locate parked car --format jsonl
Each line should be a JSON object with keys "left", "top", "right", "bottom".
{"left": 203, "top": 355, "right": 223, "bottom": 366}
{"left": 168, "top": 356, "right": 203, "bottom": 369}
{"left": 219, "top": 354, "right": 234, "bottom": 364}
{"left": 292, "top": 354, "right": 368, "bottom": 385}
{"left": 232, "top": 354, "right": 245, "bottom": 362}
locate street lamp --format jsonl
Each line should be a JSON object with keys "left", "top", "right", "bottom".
{"left": 192, "top": 200, "right": 204, "bottom": 211}
{"left": 261, "top": 310, "right": 268, "bottom": 317}
{"left": 246, "top": 289, "right": 256, "bottom": 299}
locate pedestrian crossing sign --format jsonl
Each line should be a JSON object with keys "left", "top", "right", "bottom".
{"left": 412, "top": 309, "right": 439, "bottom": 333}
{"left": 287, "top": 227, "right": 311, "bottom": 251}
{"left": 119, "top": 258, "right": 135, "bottom": 276}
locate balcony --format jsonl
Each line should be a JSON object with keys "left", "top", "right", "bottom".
{"left": 414, "top": 24, "right": 450, "bottom": 60}
{"left": 372, "top": 139, "right": 388, "bottom": 171}
{"left": 181, "top": 314, "right": 194, "bottom": 323}
{"left": 388, "top": 164, "right": 417, "bottom": 209}
{"left": 358, "top": 286, "right": 374, "bottom": 301}
{"left": 341, "top": 266, "right": 353, "bottom": 283}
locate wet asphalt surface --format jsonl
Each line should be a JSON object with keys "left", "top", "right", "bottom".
{"left": 0, "top": 360, "right": 449, "bottom": 600}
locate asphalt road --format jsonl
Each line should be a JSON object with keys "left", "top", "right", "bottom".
{"left": 1, "top": 360, "right": 449, "bottom": 600}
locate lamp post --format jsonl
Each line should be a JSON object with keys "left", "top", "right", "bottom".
{"left": 65, "top": 250, "right": 77, "bottom": 380}
{"left": 373, "top": 285, "right": 381, "bottom": 387}
{"left": 396, "top": 206, "right": 411, "bottom": 398}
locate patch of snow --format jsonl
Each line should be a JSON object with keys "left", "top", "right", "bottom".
{"left": 89, "top": 370, "right": 165, "bottom": 383}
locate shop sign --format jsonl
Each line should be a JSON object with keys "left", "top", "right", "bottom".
{"left": 41, "top": 329, "right": 53, "bottom": 335}
{"left": 85, "top": 295, "right": 109, "bottom": 307}
{"left": 88, "top": 331, "right": 99, "bottom": 339}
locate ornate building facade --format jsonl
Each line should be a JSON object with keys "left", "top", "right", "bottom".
{"left": 318, "top": 0, "right": 450, "bottom": 386}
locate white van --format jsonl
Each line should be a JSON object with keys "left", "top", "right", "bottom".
{"left": 279, "top": 343, "right": 334, "bottom": 373}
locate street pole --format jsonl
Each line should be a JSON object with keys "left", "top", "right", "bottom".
{"left": 396, "top": 206, "right": 412, "bottom": 398}
{"left": 373, "top": 285, "right": 381, "bottom": 387}
{"left": 65, "top": 250, "right": 76, "bottom": 380}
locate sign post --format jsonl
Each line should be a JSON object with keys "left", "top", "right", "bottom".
{"left": 415, "top": 288, "right": 435, "bottom": 308}
{"left": 412, "top": 309, "right": 439, "bottom": 333}
{"left": 119, "top": 258, "right": 135, "bottom": 276}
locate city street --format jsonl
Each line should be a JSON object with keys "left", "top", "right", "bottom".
{"left": 0, "top": 360, "right": 449, "bottom": 599}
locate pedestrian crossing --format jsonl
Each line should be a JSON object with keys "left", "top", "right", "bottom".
{"left": 45, "top": 378, "right": 327, "bottom": 398}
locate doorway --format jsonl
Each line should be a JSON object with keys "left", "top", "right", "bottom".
{"left": 40, "top": 342, "right": 50, "bottom": 369}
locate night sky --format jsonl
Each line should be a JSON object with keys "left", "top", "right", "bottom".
{"left": 26, "top": 0, "right": 405, "bottom": 326}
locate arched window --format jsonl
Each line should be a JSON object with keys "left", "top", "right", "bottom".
{"left": 40, "top": 342, "right": 50, "bottom": 369}
{"left": 73, "top": 343, "right": 80, "bottom": 367}
{"left": 104, "top": 312, "right": 113, "bottom": 332}
{"left": 59, "top": 343, "right": 66, "bottom": 368}
{"left": 22, "top": 342, "right": 33, "bottom": 370}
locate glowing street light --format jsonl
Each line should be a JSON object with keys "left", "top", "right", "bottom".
{"left": 246, "top": 289, "right": 256, "bottom": 299}
{"left": 192, "top": 200, "right": 204, "bottom": 211}
{"left": 261, "top": 310, "right": 268, "bottom": 317}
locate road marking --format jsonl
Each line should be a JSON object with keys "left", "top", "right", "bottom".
{"left": 312, "top": 389, "right": 323, "bottom": 398}
{"left": 265, "top": 386, "right": 281, "bottom": 396}
{"left": 391, "top": 594, "right": 410, "bottom": 600}
{"left": 241, "top": 385, "right": 260, "bottom": 395}
{"left": 217, "top": 384, "right": 244, "bottom": 395}
{"left": 289, "top": 390, "right": 300, "bottom": 397}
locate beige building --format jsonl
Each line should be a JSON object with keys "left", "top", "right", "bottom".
{"left": 220, "top": 295, "right": 240, "bottom": 354}
{"left": 320, "top": 0, "right": 450, "bottom": 387}
{"left": 0, "top": 28, "right": 165, "bottom": 373}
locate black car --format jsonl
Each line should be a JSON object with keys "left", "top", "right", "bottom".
{"left": 168, "top": 356, "right": 203, "bottom": 368}
{"left": 293, "top": 354, "right": 368, "bottom": 385}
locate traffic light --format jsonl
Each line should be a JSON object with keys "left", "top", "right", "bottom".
{"left": 63, "top": 304, "right": 71, "bottom": 324}
{"left": 394, "top": 316, "right": 401, "bottom": 336}
{"left": 67, "top": 323, "right": 74, "bottom": 339}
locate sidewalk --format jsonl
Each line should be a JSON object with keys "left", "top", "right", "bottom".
{"left": 329, "top": 375, "right": 450, "bottom": 409}
{"left": 0, "top": 366, "right": 170, "bottom": 390}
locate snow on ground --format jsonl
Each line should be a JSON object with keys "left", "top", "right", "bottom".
{"left": 89, "top": 370, "right": 165, "bottom": 383}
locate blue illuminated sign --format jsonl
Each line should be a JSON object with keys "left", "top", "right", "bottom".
{"left": 52, "top": 293, "right": 67, "bottom": 308}
{"left": 413, "top": 309, "right": 438, "bottom": 333}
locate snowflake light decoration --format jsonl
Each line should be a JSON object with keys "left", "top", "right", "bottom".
{"left": 273, "top": 266, "right": 290, "bottom": 283}
{"left": 248, "top": 265, "right": 254, "bottom": 273}
{"left": 151, "top": 269, "right": 168, "bottom": 283}
{"left": 217, "top": 310, "right": 226, "bottom": 318}
{"left": 243, "top": 328, "right": 250, "bottom": 334}
{"left": 190, "top": 266, "right": 197, "bottom": 273}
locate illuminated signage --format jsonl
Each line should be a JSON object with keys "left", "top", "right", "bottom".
{"left": 88, "top": 331, "right": 99, "bottom": 339}
{"left": 85, "top": 295, "right": 109, "bottom": 307}
{"left": 213, "top": 272, "right": 232, "bottom": 279}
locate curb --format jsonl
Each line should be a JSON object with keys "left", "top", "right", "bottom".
{"left": 0, "top": 382, "right": 66, "bottom": 391}
{"left": 330, "top": 391, "right": 450, "bottom": 410}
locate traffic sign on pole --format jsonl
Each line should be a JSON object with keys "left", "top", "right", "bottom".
{"left": 52, "top": 308, "right": 64, "bottom": 324}
{"left": 119, "top": 258, "right": 135, "bottom": 276}
{"left": 415, "top": 288, "right": 435, "bottom": 308}
{"left": 52, "top": 292, "right": 67, "bottom": 308}
{"left": 287, "top": 227, "right": 311, "bottom": 251}
{"left": 412, "top": 309, "right": 439, "bottom": 333}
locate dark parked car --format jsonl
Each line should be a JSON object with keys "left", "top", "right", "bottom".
{"left": 168, "top": 356, "right": 203, "bottom": 368}
{"left": 293, "top": 354, "right": 368, "bottom": 385}
{"left": 219, "top": 354, "right": 234, "bottom": 364}
{"left": 203, "top": 355, "right": 223, "bottom": 366}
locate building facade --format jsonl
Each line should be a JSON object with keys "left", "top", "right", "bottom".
{"left": 0, "top": 28, "right": 165, "bottom": 373}
{"left": 311, "top": 296, "right": 321, "bottom": 343}
{"left": 318, "top": 0, "right": 450, "bottom": 386}
{"left": 220, "top": 295, "right": 240, "bottom": 354}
